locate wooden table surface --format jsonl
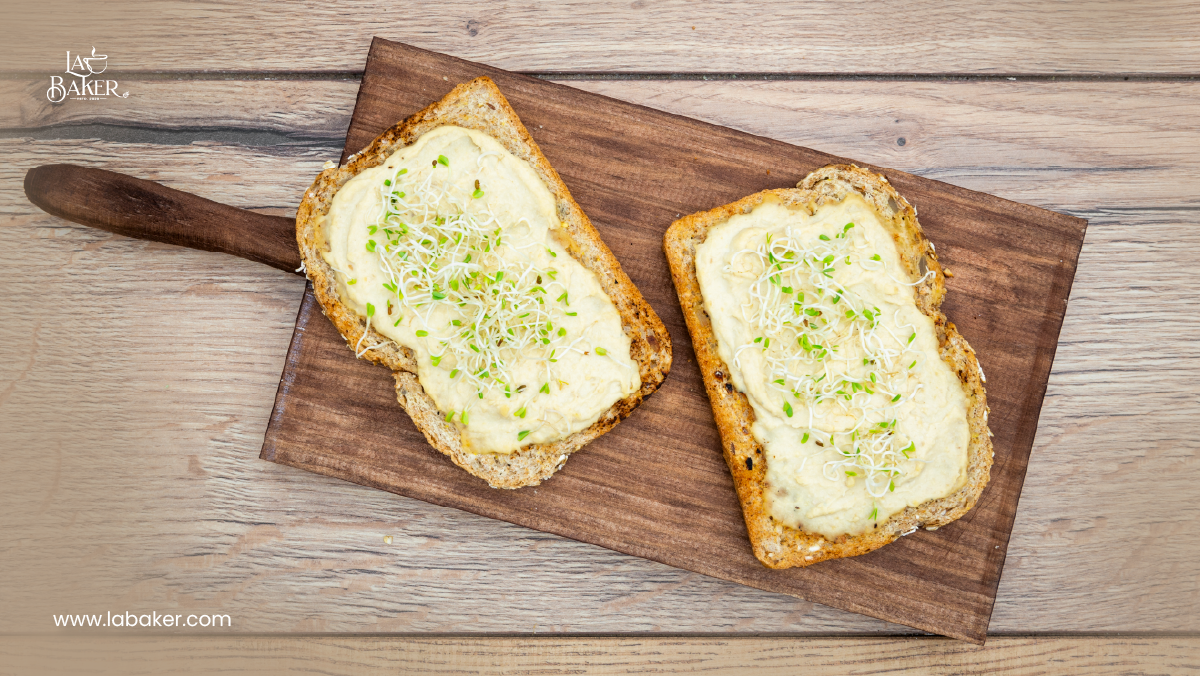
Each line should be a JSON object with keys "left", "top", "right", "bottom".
{"left": 2, "top": 2, "right": 1198, "bottom": 673}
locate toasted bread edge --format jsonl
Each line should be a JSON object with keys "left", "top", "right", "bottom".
{"left": 297, "top": 77, "right": 672, "bottom": 489}
{"left": 662, "top": 164, "right": 992, "bottom": 568}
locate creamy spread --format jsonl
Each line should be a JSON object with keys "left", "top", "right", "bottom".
{"left": 321, "top": 125, "right": 639, "bottom": 454}
{"left": 696, "top": 194, "right": 968, "bottom": 538}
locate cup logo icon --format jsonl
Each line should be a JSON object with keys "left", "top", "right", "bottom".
{"left": 47, "top": 47, "right": 125, "bottom": 103}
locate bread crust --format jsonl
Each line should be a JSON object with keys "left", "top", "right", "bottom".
{"left": 297, "top": 77, "right": 672, "bottom": 489}
{"left": 663, "top": 164, "right": 992, "bottom": 568}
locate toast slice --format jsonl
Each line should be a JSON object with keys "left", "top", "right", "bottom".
{"left": 297, "top": 77, "right": 671, "bottom": 489}
{"left": 664, "top": 164, "right": 992, "bottom": 568}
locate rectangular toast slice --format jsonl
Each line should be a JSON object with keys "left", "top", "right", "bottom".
{"left": 663, "top": 164, "right": 992, "bottom": 568}
{"left": 296, "top": 77, "right": 672, "bottom": 489}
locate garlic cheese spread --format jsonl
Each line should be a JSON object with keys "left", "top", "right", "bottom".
{"left": 695, "top": 194, "right": 968, "bottom": 538}
{"left": 321, "top": 125, "right": 639, "bottom": 454}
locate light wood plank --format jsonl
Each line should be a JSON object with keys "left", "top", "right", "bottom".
{"left": 4, "top": 0, "right": 1200, "bottom": 74}
{"left": 2, "top": 77, "right": 1198, "bottom": 634}
{"left": 3, "top": 636, "right": 1198, "bottom": 675}
{"left": 5, "top": 78, "right": 1199, "bottom": 209}
{"left": 0, "top": 79, "right": 357, "bottom": 139}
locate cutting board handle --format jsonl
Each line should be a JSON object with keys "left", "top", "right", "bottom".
{"left": 24, "top": 164, "right": 303, "bottom": 275}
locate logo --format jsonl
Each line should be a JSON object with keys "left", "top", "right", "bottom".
{"left": 47, "top": 47, "right": 128, "bottom": 103}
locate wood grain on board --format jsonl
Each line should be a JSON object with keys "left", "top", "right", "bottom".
{"left": 6, "top": 636, "right": 1199, "bottom": 676}
{"left": 256, "top": 39, "right": 1086, "bottom": 642}
{"left": 4, "top": 0, "right": 1200, "bottom": 74}
{"left": 3, "top": 78, "right": 1196, "bottom": 638}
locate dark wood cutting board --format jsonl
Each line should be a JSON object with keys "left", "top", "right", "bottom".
{"left": 260, "top": 38, "right": 1087, "bottom": 643}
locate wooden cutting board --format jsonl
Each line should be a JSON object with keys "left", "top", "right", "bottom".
{"left": 260, "top": 38, "right": 1087, "bottom": 643}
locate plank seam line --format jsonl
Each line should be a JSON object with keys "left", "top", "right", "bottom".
{"left": 0, "top": 125, "right": 345, "bottom": 147}
{"left": 539, "top": 72, "right": 1200, "bottom": 82}
{"left": 2, "top": 632, "right": 1199, "bottom": 639}
{"left": 2, "top": 71, "right": 1200, "bottom": 82}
